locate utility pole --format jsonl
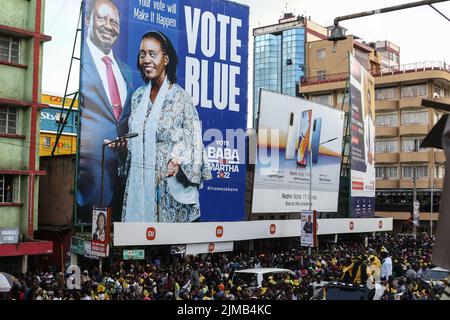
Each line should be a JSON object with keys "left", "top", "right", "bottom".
{"left": 430, "top": 147, "right": 435, "bottom": 237}
{"left": 413, "top": 168, "right": 418, "bottom": 238}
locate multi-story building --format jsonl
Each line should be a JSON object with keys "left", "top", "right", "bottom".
{"left": 300, "top": 36, "right": 450, "bottom": 233}
{"left": 39, "top": 93, "right": 78, "bottom": 157}
{"left": 373, "top": 40, "right": 400, "bottom": 70}
{"left": 253, "top": 13, "right": 329, "bottom": 128}
{"left": 35, "top": 93, "right": 79, "bottom": 271}
{"left": 0, "top": 0, "right": 52, "bottom": 273}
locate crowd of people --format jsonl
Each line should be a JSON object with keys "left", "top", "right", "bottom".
{"left": 3, "top": 233, "right": 446, "bottom": 300}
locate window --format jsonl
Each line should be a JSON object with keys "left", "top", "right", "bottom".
{"left": 0, "top": 175, "right": 14, "bottom": 203}
{"left": 375, "top": 87, "right": 397, "bottom": 100}
{"left": 435, "top": 165, "right": 445, "bottom": 179}
{"left": 0, "top": 35, "right": 20, "bottom": 64}
{"left": 376, "top": 166, "right": 398, "bottom": 179}
{"left": 402, "top": 137, "right": 425, "bottom": 152}
{"left": 317, "top": 70, "right": 327, "bottom": 80}
{"left": 402, "top": 165, "right": 428, "bottom": 179}
{"left": 311, "top": 94, "right": 332, "bottom": 106}
{"left": 375, "top": 112, "right": 398, "bottom": 127}
{"left": 336, "top": 91, "right": 349, "bottom": 105}
{"left": 43, "top": 136, "right": 51, "bottom": 147}
{"left": 433, "top": 85, "right": 447, "bottom": 99}
{"left": 401, "top": 110, "right": 428, "bottom": 125}
{"left": 0, "top": 106, "right": 18, "bottom": 134}
{"left": 401, "top": 84, "right": 427, "bottom": 98}
{"left": 317, "top": 49, "right": 326, "bottom": 60}
{"left": 375, "top": 139, "right": 398, "bottom": 153}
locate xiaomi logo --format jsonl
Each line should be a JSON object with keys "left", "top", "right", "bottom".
{"left": 208, "top": 243, "right": 215, "bottom": 252}
{"left": 349, "top": 221, "right": 354, "bottom": 231}
{"left": 146, "top": 227, "right": 156, "bottom": 241}
{"left": 269, "top": 224, "right": 276, "bottom": 235}
{"left": 379, "top": 221, "right": 383, "bottom": 229}
{"left": 216, "top": 226, "right": 224, "bottom": 238}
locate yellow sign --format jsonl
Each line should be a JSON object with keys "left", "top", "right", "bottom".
{"left": 40, "top": 133, "right": 77, "bottom": 156}
{"left": 41, "top": 93, "right": 79, "bottom": 109}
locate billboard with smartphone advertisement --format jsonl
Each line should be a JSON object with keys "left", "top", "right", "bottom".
{"left": 77, "top": 0, "right": 248, "bottom": 224}
{"left": 349, "top": 55, "right": 376, "bottom": 218}
{"left": 252, "top": 90, "right": 344, "bottom": 213}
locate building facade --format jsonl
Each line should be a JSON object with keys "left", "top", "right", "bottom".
{"left": 39, "top": 93, "right": 78, "bottom": 157}
{"left": 253, "top": 13, "right": 328, "bottom": 128}
{"left": 300, "top": 37, "right": 450, "bottom": 233}
{"left": 0, "top": 0, "right": 52, "bottom": 273}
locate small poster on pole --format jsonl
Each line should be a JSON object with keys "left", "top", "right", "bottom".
{"left": 413, "top": 201, "right": 420, "bottom": 227}
{"left": 301, "top": 211, "right": 317, "bottom": 247}
{"left": 91, "top": 208, "right": 111, "bottom": 257}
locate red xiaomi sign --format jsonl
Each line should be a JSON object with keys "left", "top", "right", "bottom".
{"left": 216, "top": 226, "right": 224, "bottom": 238}
{"left": 146, "top": 227, "right": 156, "bottom": 241}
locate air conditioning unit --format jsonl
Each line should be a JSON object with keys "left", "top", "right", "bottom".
{"left": 55, "top": 113, "right": 67, "bottom": 124}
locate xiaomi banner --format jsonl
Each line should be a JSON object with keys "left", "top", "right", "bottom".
{"left": 252, "top": 90, "right": 344, "bottom": 213}
{"left": 349, "top": 55, "right": 376, "bottom": 218}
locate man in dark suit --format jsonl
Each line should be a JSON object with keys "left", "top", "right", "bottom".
{"left": 303, "top": 215, "right": 313, "bottom": 234}
{"left": 77, "top": 0, "right": 133, "bottom": 222}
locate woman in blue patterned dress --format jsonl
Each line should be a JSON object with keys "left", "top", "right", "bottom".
{"left": 122, "top": 31, "right": 211, "bottom": 223}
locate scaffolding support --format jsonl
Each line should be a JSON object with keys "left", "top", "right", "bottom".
{"left": 51, "top": 4, "right": 82, "bottom": 156}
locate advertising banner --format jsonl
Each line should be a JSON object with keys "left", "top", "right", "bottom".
{"left": 413, "top": 200, "right": 420, "bottom": 226}
{"left": 252, "top": 90, "right": 344, "bottom": 213}
{"left": 91, "top": 208, "right": 111, "bottom": 257}
{"left": 123, "top": 249, "right": 145, "bottom": 260}
{"left": 78, "top": 0, "right": 248, "bottom": 224}
{"left": 300, "top": 211, "right": 316, "bottom": 248}
{"left": 349, "top": 55, "right": 376, "bottom": 218}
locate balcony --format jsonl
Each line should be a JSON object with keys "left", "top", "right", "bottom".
{"left": 375, "top": 99, "right": 399, "bottom": 112}
{"left": 399, "top": 124, "right": 429, "bottom": 136}
{"left": 434, "top": 179, "right": 444, "bottom": 189}
{"left": 399, "top": 97, "right": 424, "bottom": 109}
{"left": 376, "top": 179, "right": 399, "bottom": 189}
{"left": 375, "top": 152, "right": 399, "bottom": 163}
{"left": 435, "top": 150, "right": 446, "bottom": 163}
{"left": 376, "top": 126, "right": 398, "bottom": 137}
{"left": 399, "top": 152, "right": 429, "bottom": 163}
{"left": 399, "top": 179, "right": 431, "bottom": 189}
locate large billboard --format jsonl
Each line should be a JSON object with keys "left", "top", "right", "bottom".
{"left": 349, "top": 55, "right": 376, "bottom": 218}
{"left": 77, "top": 0, "right": 248, "bottom": 223}
{"left": 252, "top": 90, "right": 344, "bottom": 213}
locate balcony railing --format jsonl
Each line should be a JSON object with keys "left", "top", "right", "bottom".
{"left": 301, "top": 61, "right": 450, "bottom": 86}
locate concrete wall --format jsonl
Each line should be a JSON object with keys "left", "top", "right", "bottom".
{"left": 306, "top": 37, "right": 354, "bottom": 78}
{"left": 0, "top": 0, "right": 31, "bottom": 30}
{"left": 38, "top": 155, "right": 75, "bottom": 226}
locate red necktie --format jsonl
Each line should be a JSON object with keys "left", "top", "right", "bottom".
{"left": 101, "top": 56, "right": 122, "bottom": 121}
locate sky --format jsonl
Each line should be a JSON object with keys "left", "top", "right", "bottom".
{"left": 42, "top": 0, "right": 450, "bottom": 126}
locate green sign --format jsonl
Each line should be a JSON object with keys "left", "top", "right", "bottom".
{"left": 123, "top": 250, "right": 145, "bottom": 260}
{"left": 70, "top": 237, "right": 85, "bottom": 255}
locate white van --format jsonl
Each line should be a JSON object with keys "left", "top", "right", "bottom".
{"left": 232, "top": 268, "right": 295, "bottom": 288}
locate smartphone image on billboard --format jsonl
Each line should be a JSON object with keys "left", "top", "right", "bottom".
{"left": 297, "top": 110, "right": 312, "bottom": 167}
{"left": 285, "top": 112, "right": 299, "bottom": 160}
{"left": 311, "top": 118, "right": 322, "bottom": 164}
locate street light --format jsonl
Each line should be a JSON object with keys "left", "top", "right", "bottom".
{"left": 100, "top": 132, "right": 139, "bottom": 207}
{"left": 328, "top": 0, "right": 449, "bottom": 42}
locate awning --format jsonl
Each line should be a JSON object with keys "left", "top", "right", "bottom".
{"left": 0, "top": 240, "right": 53, "bottom": 257}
